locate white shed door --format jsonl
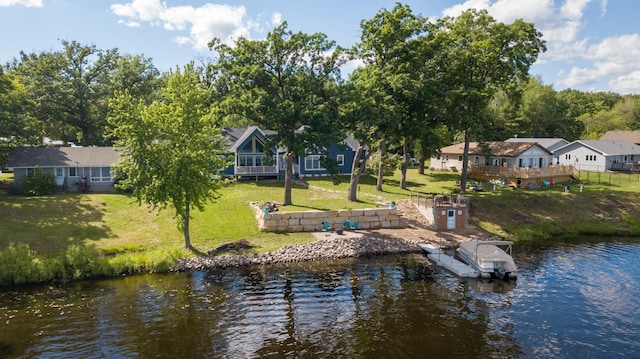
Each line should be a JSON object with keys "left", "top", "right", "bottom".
{"left": 447, "top": 209, "right": 456, "bottom": 229}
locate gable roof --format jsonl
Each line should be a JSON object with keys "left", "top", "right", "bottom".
{"left": 504, "top": 137, "right": 569, "bottom": 152}
{"left": 556, "top": 140, "right": 640, "bottom": 156}
{"left": 222, "top": 126, "right": 360, "bottom": 152}
{"left": 7, "top": 147, "right": 120, "bottom": 168}
{"left": 600, "top": 130, "right": 640, "bottom": 144}
{"left": 223, "top": 126, "right": 277, "bottom": 152}
{"left": 439, "top": 141, "right": 550, "bottom": 157}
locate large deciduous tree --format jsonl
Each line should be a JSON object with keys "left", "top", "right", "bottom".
{"left": 351, "top": 3, "right": 434, "bottom": 192}
{"left": 211, "top": 22, "right": 344, "bottom": 206}
{"left": 0, "top": 70, "right": 38, "bottom": 168}
{"left": 11, "top": 40, "right": 161, "bottom": 146}
{"left": 107, "top": 63, "right": 229, "bottom": 248}
{"left": 433, "top": 9, "right": 546, "bottom": 192}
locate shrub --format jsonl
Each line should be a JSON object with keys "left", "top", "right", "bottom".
{"left": 21, "top": 173, "right": 55, "bottom": 196}
{"left": 366, "top": 151, "right": 400, "bottom": 176}
{"left": 0, "top": 243, "right": 46, "bottom": 286}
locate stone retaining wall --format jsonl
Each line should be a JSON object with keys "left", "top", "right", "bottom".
{"left": 251, "top": 202, "right": 401, "bottom": 232}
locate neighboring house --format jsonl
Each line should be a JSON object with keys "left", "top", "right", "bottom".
{"left": 505, "top": 137, "right": 569, "bottom": 153}
{"left": 431, "top": 141, "right": 553, "bottom": 171}
{"left": 600, "top": 130, "right": 640, "bottom": 145}
{"left": 221, "top": 126, "right": 364, "bottom": 180}
{"left": 431, "top": 141, "right": 574, "bottom": 187}
{"left": 553, "top": 140, "right": 640, "bottom": 172}
{"left": 7, "top": 146, "right": 120, "bottom": 192}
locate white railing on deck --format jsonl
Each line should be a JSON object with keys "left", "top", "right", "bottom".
{"left": 236, "top": 166, "right": 278, "bottom": 175}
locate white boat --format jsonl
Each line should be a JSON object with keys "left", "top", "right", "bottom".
{"left": 456, "top": 238, "right": 518, "bottom": 280}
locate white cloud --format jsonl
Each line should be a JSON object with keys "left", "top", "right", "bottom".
{"left": 440, "top": 0, "right": 640, "bottom": 93}
{"left": 609, "top": 71, "right": 640, "bottom": 94}
{"left": 560, "top": 0, "right": 591, "bottom": 20}
{"left": 558, "top": 34, "right": 640, "bottom": 90}
{"left": 271, "top": 12, "right": 282, "bottom": 26}
{"left": 110, "top": 0, "right": 266, "bottom": 50}
{"left": 600, "top": 0, "right": 608, "bottom": 16}
{"left": 444, "top": 0, "right": 589, "bottom": 44}
{"left": 0, "top": 0, "right": 42, "bottom": 7}
{"left": 117, "top": 19, "right": 141, "bottom": 28}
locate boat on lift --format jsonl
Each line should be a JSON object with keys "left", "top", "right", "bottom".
{"left": 456, "top": 238, "right": 518, "bottom": 280}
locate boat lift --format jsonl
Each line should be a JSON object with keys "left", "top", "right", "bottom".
{"left": 419, "top": 243, "right": 479, "bottom": 278}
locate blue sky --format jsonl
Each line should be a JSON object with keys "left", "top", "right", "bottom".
{"left": 1, "top": 0, "right": 639, "bottom": 94}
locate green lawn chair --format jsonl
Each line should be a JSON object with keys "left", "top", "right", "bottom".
{"left": 343, "top": 220, "right": 351, "bottom": 230}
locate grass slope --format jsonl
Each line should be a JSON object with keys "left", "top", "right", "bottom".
{"left": 0, "top": 169, "right": 639, "bottom": 284}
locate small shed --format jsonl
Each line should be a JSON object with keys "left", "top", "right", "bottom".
{"left": 432, "top": 195, "right": 469, "bottom": 230}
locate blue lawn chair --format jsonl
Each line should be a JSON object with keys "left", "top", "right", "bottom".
{"left": 350, "top": 221, "right": 359, "bottom": 230}
{"left": 321, "top": 221, "right": 332, "bottom": 232}
{"left": 343, "top": 220, "right": 351, "bottom": 230}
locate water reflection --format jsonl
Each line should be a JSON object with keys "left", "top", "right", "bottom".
{"left": 1, "top": 239, "right": 639, "bottom": 358}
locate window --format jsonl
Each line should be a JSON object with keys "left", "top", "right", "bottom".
{"left": 458, "top": 155, "right": 463, "bottom": 161}
{"left": 305, "top": 155, "right": 323, "bottom": 170}
{"left": 337, "top": 154, "right": 344, "bottom": 166}
{"left": 238, "top": 155, "right": 254, "bottom": 167}
{"left": 474, "top": 156, "right": 479, "bottom": 164}
{"left": 90, "top": 167, "right": 112, "bottom": 182}
{"left": 239, "top": 137, "right": 266, "bottom": 154}
{"left": 565, "top": 154, "right": 571, "bottom": 160}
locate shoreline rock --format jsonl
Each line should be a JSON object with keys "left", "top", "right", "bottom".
{"left": 173, "top": 236, "right": 425, "bottom": 272}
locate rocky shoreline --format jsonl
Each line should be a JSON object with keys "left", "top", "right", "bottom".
{"left": 172, "top": 199, "right": 483, "bottom": 272}
{"left": 173, "top": 235, "right": 425, "bottom": 271}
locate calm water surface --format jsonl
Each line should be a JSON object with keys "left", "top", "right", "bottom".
{"left": 1, "top": 238, "right": 639, "bottom": 358}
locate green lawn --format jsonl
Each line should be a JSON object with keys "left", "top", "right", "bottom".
{"left": 1, "top": 167, "right": 639, "bottom": 285}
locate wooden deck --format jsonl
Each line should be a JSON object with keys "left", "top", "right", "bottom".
{"left": 468, "top": 164, "right": 576, "bottom": 187}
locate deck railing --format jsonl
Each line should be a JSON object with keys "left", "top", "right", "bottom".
{"left": 236, "top": 166, "right": 278, "bottom": 175}
{"left": 468, "top": 164, "right": 574, "bottom": 179}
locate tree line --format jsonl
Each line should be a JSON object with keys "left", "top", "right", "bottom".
{"left": 2, "top": 4, "right": 639, "bottom": 246}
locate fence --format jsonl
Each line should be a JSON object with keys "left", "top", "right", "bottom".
{"left": 409, "top": 191, "right": 434, "bottom": 208}
{"left": 577, "top": 170, "right": 640, "bottom": 184}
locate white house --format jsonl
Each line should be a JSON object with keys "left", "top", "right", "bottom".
{"left": 431, "top": 141, "right": 552, "bottom": 171}
{"left": 553, "top": 140, "right": 640, "bottom": 172}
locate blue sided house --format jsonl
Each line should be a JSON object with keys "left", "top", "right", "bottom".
{"left": 221, "top": 126, "right": 364, "bottom": 180}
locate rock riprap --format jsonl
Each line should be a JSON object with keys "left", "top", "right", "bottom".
{"left": 173, "top": 236, "right": 423, "bottom": 271}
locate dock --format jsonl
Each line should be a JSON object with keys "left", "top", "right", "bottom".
{"left": 419, "top": 243, "right": 479, "bottom": 278}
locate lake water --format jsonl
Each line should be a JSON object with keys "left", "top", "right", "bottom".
{"left": 1, "top": 238, "right": 639, "bottom": 358}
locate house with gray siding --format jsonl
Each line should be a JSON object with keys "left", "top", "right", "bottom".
{"left": 553, "top": 140, "right": 640, "bottom": 172}
{"left": 7, "top": 146, "right": 120, "bottom": 192}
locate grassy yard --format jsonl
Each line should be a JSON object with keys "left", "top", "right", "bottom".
{"left": 1, "top": 167, "right": 639, "bottom": 285}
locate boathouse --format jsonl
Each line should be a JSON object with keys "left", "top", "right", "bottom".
{"left": 432, "top": 195, "right": 469, "bottom": 230}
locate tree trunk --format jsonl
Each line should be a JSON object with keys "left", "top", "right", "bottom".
{"left": 183, "top": 201, "right": 191, "bottom": 248}
{"left": 376, "top": 140, "right": 386, "bottom": 192}
{"left": 283, "top": 152, "right": 294, "bottom": 205}
{"left": 460, "top": 130, "right": 470, "bottom": 193}
{"left": 347, "top": 141, "right": 366, "bottom": 201}
{"left": 399, "top": 139, "right": 410, "bottom": 190}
